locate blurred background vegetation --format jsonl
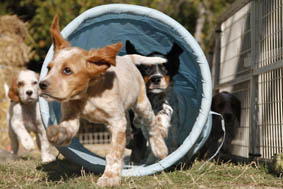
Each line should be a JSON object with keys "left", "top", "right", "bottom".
{"left": 0, "top": 0, "right": 235, "bottom": 67}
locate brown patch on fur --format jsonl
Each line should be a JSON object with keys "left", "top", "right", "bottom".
{"left": 115, "top": 131, "right": 126, "bottom": 152}
{"left": 47, "top": 61, "right": 54, "bottom": 71}
{"left": 50, "top": 14, "right": 70, "bottom": 52}
{"left": 88, "top": 72, "right": 115, "bottom": 97}
{"left": 8, "top": 76, "right": 19, "bottom": 102}
{"left": 165, "top": 75, "right": 171, "bottom": 85}
{"left": 104, "top": 171, "right": 119, "bottom": 178}
{"left": 143, "top": 76, "right": 150, "bottom": 85}
{"left": 61, "top": 54, "right": 90, "bottom": 98}
{"left": 104, "top": 171, "right": 115, "bottom": 178}
{"left": 87, "top": 43, "right": 122, "bottom": 77}
{"left": 65, "top": 129, "right": 73, "bottom": 144}
{"left": 62, "top": 100, "right": 85, "bottom": 120}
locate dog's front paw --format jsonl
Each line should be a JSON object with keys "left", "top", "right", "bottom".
{"left": 149, "top": 134, "right": 168, "bottom": 160}
{"left": 97, "top": 174, "right": 120, "bottom": 187}
{"left": 46, "top": 125, "right": 72, "bottom": 146}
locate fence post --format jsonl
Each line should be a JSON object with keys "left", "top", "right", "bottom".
{"left": 249, "top": 0, "right": 261, "bottom": 159}
{"left": 212, "top": 23, "right": 221, "bottom": 93}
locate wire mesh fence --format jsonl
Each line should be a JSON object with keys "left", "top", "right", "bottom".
{"left": 212, "top": 0, "right": 283, "bottom": 159}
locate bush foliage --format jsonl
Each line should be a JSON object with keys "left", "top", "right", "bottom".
{"left": 0, "top": 0, "right": 235, "bottom": 65}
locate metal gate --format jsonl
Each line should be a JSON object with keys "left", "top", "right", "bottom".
{"left": 212, "top": 0, "right": 283, "bottom": 159}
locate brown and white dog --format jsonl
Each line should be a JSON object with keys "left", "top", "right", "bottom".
{"left": 125, "top": 40, "right": 183, "bottom": 164}
{"left": 5, "top": 70, "right": 55, "bottom": 163}
{"left": 39, "top": 15, "right": 168, "bottom": 187}
{"left": 199, "top": 91, "right": 241, "bottom": 158}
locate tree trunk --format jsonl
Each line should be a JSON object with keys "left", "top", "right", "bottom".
{"left": 194, "top": 1, "right": 206, "bottom": 49}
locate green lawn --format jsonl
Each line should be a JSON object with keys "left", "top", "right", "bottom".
{"left": 0, "top": 153, "right": 282, "bottom": 188}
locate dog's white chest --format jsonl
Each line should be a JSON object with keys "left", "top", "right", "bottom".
{"left": 10, "top": 103, "right": 38, "bottom": 132}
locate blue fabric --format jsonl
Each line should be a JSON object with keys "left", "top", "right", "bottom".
{"left": 39, "top": 4, "right": 212, "bottom": 176}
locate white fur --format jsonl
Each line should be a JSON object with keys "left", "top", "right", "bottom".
{"left": 54, "top": 48, "right": 81, "bottom": 63}
{"left": 7, "top": 70, "right": 55, "bottom": 163}
{"left": 4, "top": 83, "right": 9, "bottom": 97}
{"left": 127, "top": 54, "right": 167, "bottom": 65}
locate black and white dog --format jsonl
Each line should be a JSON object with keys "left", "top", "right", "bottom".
{"left": 125, "top": 40, "right": 183, "bottom": 163}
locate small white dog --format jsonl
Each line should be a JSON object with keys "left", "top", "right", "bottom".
{"left": 5, "top": 70, "right": 55, "bottom": 163}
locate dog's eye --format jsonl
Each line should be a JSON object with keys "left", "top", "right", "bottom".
{"left": 32, "top": 81, "right": 38, "bottom": 85}
{"left": 142, "top": 66, "right": 152, "bottom": 74}
{"left": 63, "top": 67, "right": 72, "bottom": 75}
{"left": 159, "top": 65, "right": 168, "bottom": 74}
{"left": 17, "top": 81, "right": 24, "bottom": 87}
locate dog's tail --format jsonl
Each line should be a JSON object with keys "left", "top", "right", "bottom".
{"left": 128, "top": 54, "right": 167, "bottom": 65}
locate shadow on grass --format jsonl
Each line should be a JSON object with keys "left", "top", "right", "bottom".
{"left": 36, "top": 158, "right": 96, "bottom": 182}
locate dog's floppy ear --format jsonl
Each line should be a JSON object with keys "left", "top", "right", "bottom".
{"left": 87, "top": 43, "right": 123, "bottom": 76}
{"left": 167, "top": 42, "right": 183, "bottom": 58}
{"left": 8, "top": 76, "right": 20, "bottom": 103}
{"left": 50, "top": 14, "right": 70, "bottom": 52}
{"left": 125, "top": 40, "right": 140, "bottom": 54}
{"left": 166, "top": 42, "right": 183, "bottom": 76}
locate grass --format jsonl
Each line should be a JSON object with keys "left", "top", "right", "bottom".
{"left": 0, "top": 151, "right": 282, "bottom": 189}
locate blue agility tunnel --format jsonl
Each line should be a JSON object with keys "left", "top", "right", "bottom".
{"left": 39, "top": 4, "right": 212, "bottom": 176}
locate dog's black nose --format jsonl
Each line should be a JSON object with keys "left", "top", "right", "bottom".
{"left": 150, "top": 76, "right": 162, "bottom": 84}
{"left": 26, "top": 90, "right": 33, "bottom": 96}
{"left": 39, "top": 81, "right": 49, "bottom": 90}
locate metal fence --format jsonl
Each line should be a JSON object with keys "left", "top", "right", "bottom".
{"left": 212, "top": 0, "right": 283, "bottom": 159}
